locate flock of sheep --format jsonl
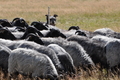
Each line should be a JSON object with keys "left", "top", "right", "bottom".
{"left": 0, "top": 14, "right": 120, "bottom": 80}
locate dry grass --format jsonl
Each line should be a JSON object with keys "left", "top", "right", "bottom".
{"left": 0, "top": 67, "right": 120, "bottom": 80}
{"left": 0, "top": 0, "right": 120, "bottom": 31}
{"left": 0, "top": 0, "right": 120, "bottom": 79}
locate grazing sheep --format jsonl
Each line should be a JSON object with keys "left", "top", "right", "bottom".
{"left": 47, "top": 44, "right": 76, "bottom": 75}
{"left": 8, "top": 48, "right": 59, "bottom": 80}
{"left": 40, "top": 28, "right": 66, "bottom": 38}
{"left": 30, "top": 21, "right": 48, "bottom": 31}
{"left": 93, "top": 28, "right": 115, "bottom": 36}
{"left": 67, "top": 35, "right": 108, "bottom": 68}
{"left": 25, "top": 33, "right": 44, "bottom": 45}
{"left": 0, "top": 26, "right": 44, "bottom": 41}
{"left": 75, "top": 30, "right": 87, "bottom": 37}
{"left": 93, "top": 28, "right": 120, "bottom": 39}
{"left": 62, "top": 29, "right": 77, "bottom": 38}
{"left": 0, "top": 39, "right": 64, "bottom": 72}
{"left": 11, "top": 17, "right": 29, "bottom": 28}
{"left": 0, "top": 19, "right": 12, "bottom": 27}
{"left": 41, "top": 37, "right": 95, "bottom": 69}
{"left": 105, "top": 40, "right": 120, "bottom": 68}
{"left": 62, "top": 26, "right": 80, "bottom": 38}
{"left": 106, "top": 32, "right": 120, "bottom": 39}
{"left": 91, "top": 35, "right": 120, "bottom": 68}
{"left": 0, "top": 44, "right": 11, "bottom": 77}
{"left": 91, "top": 35, "right": 119, "bottom": 45}
{"left": 0, "top": 28, "right": 17, "bottom": 40}
{"left": 20, "top": 26, "right": 44, "bottom": 39}
{"left": 68, "top": 26, "right": 80, "bottom": 31}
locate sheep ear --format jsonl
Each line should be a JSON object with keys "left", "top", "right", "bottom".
{"left": 54, "top": 14, "right": 58, "bottom": 17}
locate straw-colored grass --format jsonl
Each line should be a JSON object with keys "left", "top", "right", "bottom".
{"left": 0, "top": 0, "right": 120, "bottom": 79}
{"left": 0, "top": 0, "right": 120, "bottom": 31}
{"left": 0, "top": 67, "right": 120, "bottom": 80}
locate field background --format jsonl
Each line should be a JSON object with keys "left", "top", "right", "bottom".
{"left": 0, "top": 0, "right": 120, "bottom": 80}
{"left": 0, "top": 0, "right": 120, "bottom": 31}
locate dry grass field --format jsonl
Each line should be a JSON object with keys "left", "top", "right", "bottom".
{"left": 0, "top": 0, "right": 120, "bottom": 80}
{"left": 0, "top": 0, "right": 120, "bottom": 31}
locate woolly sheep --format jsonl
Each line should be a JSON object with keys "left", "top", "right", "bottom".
{"left": 47, "top": 44, "right": 76, "bottom": 75}
{"left": 105, "top": 40, "right": 120, "bottom": 68}
{"left": 93, "top": 28, "right": 115, "bottom": 36}
{"left": 41, "top": 37, "right": 95, "bottom": 69}
{"left": 67, "top": 35, "right": 108, "bottom": 68}
{"left": 0, "top": 39, "right": 64, "bottom": 72}
{"left": 91, "top": 35, "right": 119, "bottom": 45}
{"left": 0, "top": 44, "right": 11, "bottom": 77}
{"left": 8, "top": 48, "right": 58, "bottom": 80}
{"left": 91, "top": 35, "right": 120, "bottom": 68}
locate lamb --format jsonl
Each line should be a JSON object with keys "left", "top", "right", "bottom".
{"left": 8, "top": 48, "right": 59, "bottom": 80}
{"left": 41, "top": 37, "right": 95, "bottom": 69}
{"left": 47, "top": 44, "right": 76, "bottom": 75}
{"left": 0, "top": 39, "right": 64, "bottom": 72}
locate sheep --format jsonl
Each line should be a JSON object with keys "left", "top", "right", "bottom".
{"left": 93, "top": 28, "right": 115, "bottom": 36}
{"left": 0, "top": 19, "right": 12, "bottom": 27}
{"left": 47, "top": 44, "right": 76, "bottom": 76}
{"left": 77, "top": 28, "right": 115, "bottom": 38}
{"left": 62, "top": 26, "right": 90, "bottom": 38}
{"left": 11, "top": 17, "right": 29, "bottom": 28}
{"left": 91, "top": 35, "right": 119, "bottom": 45}
{"left": 93, "top": 28, "right": 120, "bottom": 39}
{"left": 62, "top": 26, "right": 81, "bottom": 38}
{"left": 25, "top": 33, "right": 44, "bottom": 45}
{"left": 41, "top": 37, "right": 95, "bottom": 69}
{"left": 8, "top": 48, "right": 59, "bottom": 80}
{"left": 0, "top": 44, "right": 11, "bottom": 77}
{"left": 75, "top": 30, "right": 87, "bottom": 37}
{"left": 90, "top": 35, "right": 120, "bottom": 69}
{"left": 68, "top": 26, "right": 80, "bottom": 31}
{"left": 30, "top": 21, "right": 48, "bottom": 31}
{"left": 67, "top": 35, "right": 108, "bottom": 68}
{"left": 1, "top": 26, "right": 44, "bottom": 40}
{"left": 11, "top": 26, "right": 44, "bottom": 39}
{"left": 104, "top": 40, "right": 120, "bottom": 68}
{"left": 102, "top": 31, "right": 120, "bottom": 39}
{"left": 0, "top": 39, "right": 64, "bottom": 72}
{"left": 0, "top": 28, "right": 17, "bottom": 40}
{"left": 40, "top": 28, "right": 66, "bottom": 38}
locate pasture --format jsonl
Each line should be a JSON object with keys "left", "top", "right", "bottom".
{"left": 0, "top": 0, "right": 120, "bottom": 80}
{"left": 0, "top": 0, "right": 120, "bottom": 31}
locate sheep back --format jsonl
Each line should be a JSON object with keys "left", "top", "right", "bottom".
{"left": 8, "top": 48, "right": 58, "bottom": 79}
{"left": 47, "top": 44, "right": 76, "bottom": 74}
{"left": 41, "top": 37, "right": 95, "bottom": 68}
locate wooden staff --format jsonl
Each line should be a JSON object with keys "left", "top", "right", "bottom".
{"left": 48, "top": 7, "right": 50, "bottom": 25}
